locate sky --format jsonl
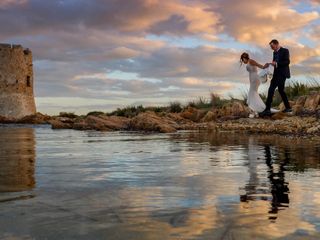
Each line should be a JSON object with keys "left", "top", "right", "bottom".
{"left": 0, "top": 0, "right": 320, "bottom": 114}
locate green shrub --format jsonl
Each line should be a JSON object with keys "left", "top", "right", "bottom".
{"left": 211, "top": 93, "right": 233, "bottom": 108}
{"left": 59, "top": 112, "right": 78, "bottom": 118}
{"left": 86, "top": 111, "right": 105, "bottom": 116}
{"left": 107, "top": 105, "right": 146, "bottom": 118}
{"left": 259, "top": 79, "right": 320, "bottom": 107}
{"left": 169, "top": 101, "right": 183, "bottom": 113}
{"left": 187, "top": 97, "right": 212, "bottom": 109}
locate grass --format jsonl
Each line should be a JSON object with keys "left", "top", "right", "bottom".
{"left": 105, "top": 94, "right": 241, "bottom": 117}
{"left": 169, "top": 101, "right": 183, "bottom": 113}
{"left": 59, "top": 112, "right": 78, "bottom": 118}
{"left": 187, "top": 97, "right": 212, "bottom": 110}
{"left": 260, "top": 78, "right": 320, "bottom": 107}
{"left": 100, "top": 78, "right": 320, "bottom": 117}
{"left": 107, "top": 105, "right": 146, "bottom": 118}
{"left": 87, "top": 111, "right": 105, "bottom": 116}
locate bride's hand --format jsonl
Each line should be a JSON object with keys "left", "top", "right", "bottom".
{"left": 263, "top": 63, "right": 269, "bottom": 69}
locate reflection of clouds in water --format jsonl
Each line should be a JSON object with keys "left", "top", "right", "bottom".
{"left": 0, "top": 128, "right": 35, "bottom": 192}
{"left": 113, "top": 187, "right": 220, "bottom": 239}
{"left": 1, "top": 130, "right": 320, "bottom": 239}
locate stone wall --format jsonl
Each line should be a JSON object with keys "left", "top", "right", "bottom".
{"left": 0, "top": 43, "right": 36, "bottom": 118}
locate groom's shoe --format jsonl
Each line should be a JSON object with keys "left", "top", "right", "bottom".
{"left": 282, "top": 108, "right": 293, "bottom": 114}
{"left": 259, "top": 109, "right": 272, "bottom": 117}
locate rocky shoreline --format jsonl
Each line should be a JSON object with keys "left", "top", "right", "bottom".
{"left": 1, "top": 92, "right": 319, "bottom": 137}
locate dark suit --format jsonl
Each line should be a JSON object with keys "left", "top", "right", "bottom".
{"left": 265, "top": 47, "right": 291, "bottom": 110}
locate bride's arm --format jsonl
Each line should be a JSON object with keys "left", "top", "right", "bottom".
{"left": 249, "top": 59, "right": 267, "bottom": 69}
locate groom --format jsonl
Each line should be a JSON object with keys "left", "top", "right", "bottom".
{"left": 259, "top": 39, "right": 292, "bottom": 117}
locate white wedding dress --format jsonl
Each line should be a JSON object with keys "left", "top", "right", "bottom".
{"left": 246, "top": 63, "right": 266, "bottom": 116}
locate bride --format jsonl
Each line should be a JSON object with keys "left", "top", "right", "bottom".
{"left": 240, "top": 52, "right": 273, "bottom": 118}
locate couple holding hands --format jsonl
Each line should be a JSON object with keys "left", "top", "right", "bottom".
{"left": 240, "top": 39, "right": 292, "bottom": 118}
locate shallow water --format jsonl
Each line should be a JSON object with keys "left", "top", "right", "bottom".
{"left": 0, "top": 125, "right": 320, "bottom": 240}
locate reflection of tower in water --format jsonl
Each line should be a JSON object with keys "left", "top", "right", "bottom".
{"left": 0, "top": 128, "right": 36, "bottom": 192}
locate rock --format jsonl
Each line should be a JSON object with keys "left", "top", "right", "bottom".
{"left": 16, "top": 112, "right": 52, "bottom": 124}
{"left": 316, "top": 108, "right": 320, "bottom": 119}
{"left": 278, "top": 101, "right": 295, "bottom": 111}
{"left": 72, "top": 120, "right": 92, "bottom": 131}
{"left": 271, "top": 112, "right": 288, "bottom": 120}
{"left": 0, "top": 115, "right": 15, "bottom": 123}
{"left": 72, "top": 115, "right": 129, "bottom": 131}
{"left": 91, "top": 115, "right": 129, "bottom": 130}
{"left": 307, "top": 125, "right": 320, "bottom": 134}
{"left": 218, "top": 105, "right": 232, "bottom": 117}
{"left": 215, "top": 101, "right": 249, "bottom": 119}
{"left": 200, "top": 111, "right": 217, "bottom": 122}
{"left": 295, "top": 96, "right": 307, "bottom": 106}
{"left": 166, "top": 113, "right": 185, "bottom": 123}
{"left": 73, "top": 117, "right": 109, "bottom": 131}
{"left": 49, "top": 119, "right": 73, "bottom": 129}
{"left": 213, "top": 116, "right": 320, "bottom": 136}
{"left": 304, "top": 92, "right": 320, "bottom": 111}
{"left": 56, "top": 117, "right": 75, "bottom": 124}
{"left": 180, "top": 107, "right": 207, "bottom": 122}
{"left": 129, "top": 111, "right": 177, "bottom": 133}
{"left": 165, "top": 113, "right": 198, "bottom": 130}
{"left": 230, "top": 101, "right": 249, "bottom": 117}
{"left": 292, "top": 104, "right": 304, "bottom": 115}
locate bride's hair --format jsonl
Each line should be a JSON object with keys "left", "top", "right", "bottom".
{"left": 240, "top": 52, "right": 249, "bottom": 66}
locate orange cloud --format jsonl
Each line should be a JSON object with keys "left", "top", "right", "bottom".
{"left": 0, "top": 0, "right": 27, "bottom": 8}
{"left": 214, "top": 0, "right": 319, "bottom": 45}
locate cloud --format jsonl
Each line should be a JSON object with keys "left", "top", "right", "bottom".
{"left": 107, "top": 45, "right": 244, "bottom": 80}
{"left": 212, "top": 0, "right": 319, "bottom": 45}
{"left": 0, "top": 0, "right": 27, "bottom": 9}
{"left": 0, "top": 0, "right": 319, "bottom": 113}
{"left": 0, "top": 0, "right": 220, "bottom": 39}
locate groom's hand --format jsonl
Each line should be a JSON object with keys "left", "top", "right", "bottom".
{"left": 271, "top": 61, "right": 277, "bottom": 67}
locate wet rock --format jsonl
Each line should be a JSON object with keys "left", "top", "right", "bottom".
{"left": 304, "top": 92, "right": 320, "bottom": 111}
{"left": 0, "top": 115, "right": 15, "bottom": 123}
{"left": 16, "top": 112, "right": 52, "bottom": 124}
{"left": 92, "top": 115, "right": 129, "bottom": 130}
{"left": 56, "top": 117, "right": 75, "bottom": 124}
{"left": 166, "top": 113, "right": 197, "bottom": 130}
{"left": 72, "top": 115, "right": 129, "bottom": 131}
{"left": 129, "top": 111, "right": 177, "bottom": 133}
{"left": 49, "top": 119, "right": 73, "bottom": 129}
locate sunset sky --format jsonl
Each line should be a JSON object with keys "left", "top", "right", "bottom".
{"left": 1, "top": 0, "right": 319, "bottom": 114}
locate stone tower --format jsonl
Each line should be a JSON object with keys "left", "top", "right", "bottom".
{"left": 0, "top": 43, "right": 36, "bottom": 118}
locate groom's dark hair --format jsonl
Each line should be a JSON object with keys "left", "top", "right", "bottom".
{"left": 269, "top": 39, "right": 279, "bottom": 45}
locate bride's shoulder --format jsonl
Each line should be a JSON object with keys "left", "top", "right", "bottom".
{"left": 249, "top": 58, "right": 257, "bottom": 65}
{"left": 248, "top": 59, "right": 257, "bottom": 66}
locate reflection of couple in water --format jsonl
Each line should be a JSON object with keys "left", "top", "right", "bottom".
{"left": 240, "top": 139, "right": 290, "bottom": 221}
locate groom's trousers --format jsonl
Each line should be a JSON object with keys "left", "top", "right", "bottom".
{"left": 265, "top": 74, "right": 290, "bottom": 110}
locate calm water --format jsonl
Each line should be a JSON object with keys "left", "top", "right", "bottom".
{"left": 0, "top": 125, "right": 320, "bottom": 240}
